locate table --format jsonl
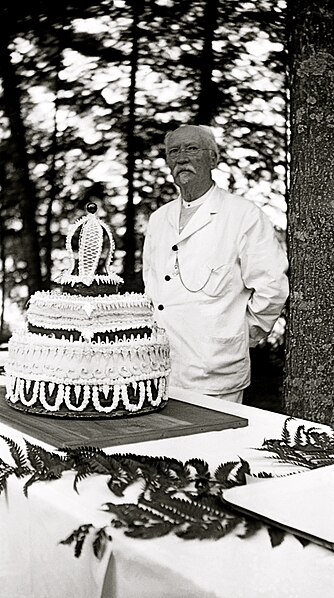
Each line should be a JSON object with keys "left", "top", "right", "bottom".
{"left": 1, "top": 381, "right": 334, "bottom": 598}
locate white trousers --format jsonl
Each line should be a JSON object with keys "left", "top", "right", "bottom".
{"left": 205, "top": 390, "right": 244, "bottom": 403}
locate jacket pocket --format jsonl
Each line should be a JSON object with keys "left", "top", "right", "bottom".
{"left": 178, "top": 261, "right": 232, "bottom": 296}
{"left": 200, "top": 332, "right": 248, "bottom": 378}
{"left": 201, "top": 263, "right": 232, "bottom": 297}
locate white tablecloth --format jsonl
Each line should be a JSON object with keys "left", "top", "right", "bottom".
{"left": 1, "top": 383, "right": 334, "bottom": 598}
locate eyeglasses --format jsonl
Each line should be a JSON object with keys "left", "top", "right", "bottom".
{"left": 166, "top": 145, "right": 210, "bottom": 159}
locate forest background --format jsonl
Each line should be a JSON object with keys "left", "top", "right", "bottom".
{"left": 0, "top": 0, "right": 330, "bottom": 416}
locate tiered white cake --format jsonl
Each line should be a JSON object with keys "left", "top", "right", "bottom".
{"left": 5, "top": 203, "right": 171, "bottom": 417}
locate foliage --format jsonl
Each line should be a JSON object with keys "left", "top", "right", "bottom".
{"left": 3, "top": 416, "right": 334, "bottom": 558}
{"left": 258, "top": 417, "right": 334, "bottom": 469}
{"left": 0, "top": 0, "right": 287, "bottom": 328}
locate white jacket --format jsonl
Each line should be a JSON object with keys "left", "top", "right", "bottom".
{"left": 142, "top": 185, "right": 289, "bottom": 395}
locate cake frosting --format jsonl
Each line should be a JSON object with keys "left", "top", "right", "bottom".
{"left": 5, "top": 203, "right": 170, "bottom": 417}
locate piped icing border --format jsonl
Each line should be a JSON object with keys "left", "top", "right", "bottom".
{"left": 26, "top": 291, "right": 155, "bottom": 337}
{"left": 60, "top": 273, "right": 124, "bottom": 286}
{"left": 6, "top": 376, "right": 168, "bottom": 414}
{"left": 28, "top": 291, "right": 153, "bottom": 309}
{"left": 6, "top": 330, "right": 170, "bottom": 387}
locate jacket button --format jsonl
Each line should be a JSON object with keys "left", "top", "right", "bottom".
{"left": 164, "top": 275, "right": 171, "bottom": 281}
{"left": 157, "top": 304, "right": 164, "bottom": 310}
{"left": 171, "top": 244, "right": 178, "bottom": 251}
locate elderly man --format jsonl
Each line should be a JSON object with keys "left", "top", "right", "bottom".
{"left": 142, "top": 124, "right": 289, "bottom": 403}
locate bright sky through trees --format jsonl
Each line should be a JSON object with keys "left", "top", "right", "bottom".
{"left": 0, "top": 0, "right": 287, "bottom": 335}
{"left": 17, "top": 9, "right": 287, "bottom": 229}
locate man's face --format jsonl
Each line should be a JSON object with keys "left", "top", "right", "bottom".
{"left": 165, "top": 127, "right": 215, "bottom": 189}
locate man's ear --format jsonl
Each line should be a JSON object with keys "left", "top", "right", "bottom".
{"left": 209, "top": 150, "right": 218, "bottom": 169}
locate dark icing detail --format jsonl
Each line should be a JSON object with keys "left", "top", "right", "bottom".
{"left": 27, "top": 325, "right": 152, "bottom": 342}
{"left": 61, "top": 282, "right": 121, "bottom": 296}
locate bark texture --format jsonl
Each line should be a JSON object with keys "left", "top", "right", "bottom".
{"left": 283, "top": 0, "right": 334, "bottom": 423}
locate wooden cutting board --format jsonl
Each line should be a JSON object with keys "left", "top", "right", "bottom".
{"left": 0, "top": 387, "right": 248, "bottom": 449}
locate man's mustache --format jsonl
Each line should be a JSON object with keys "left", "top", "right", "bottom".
{"left": 173, "top": 164, "right": 196, "bottom": 176}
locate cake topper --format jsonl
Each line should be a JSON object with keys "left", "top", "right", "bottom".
{"left": 61, "top": 202, "right": 123, "bottom": 287}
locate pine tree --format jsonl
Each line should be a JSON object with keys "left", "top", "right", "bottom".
{"left": 283, "top": 0, "right": 334, "bottom": 423}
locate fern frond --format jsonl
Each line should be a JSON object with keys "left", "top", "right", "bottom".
{"left": 234, "top": 458, "right": 251, "bottom": 486}
{"left": 294, "top": 425, "right": 307, "bottom": 447}
{"left": 124, "top": 520, "right": 174, "bottom": 539}
{"left": 214, "top": 461, "right": 239, "bottom": 485}
{"left": 0, "top": 470, "right": 12, "bottom": 494}
{"left": 0, "top": 435, "right": 28, "bottom": 473}
{"left": 141, "top": 492, "right": 223, "bottom": 523}
{"left": 73, "top": 469, "right": 93, "bottom": 493}
{"left": 104, "top": 502, "right": 158, "bottom": 525}
{"left": 60, "top": 524, "right": 93, "bottom": 558}
{"left": 25, "top": 440, "right": 68, "bottom": 478}
{"left": 186, "top": 458, "right": 210, "bottom": 477}
{"left": 281, "top": 418, "right": 294, "bottom": 445}
{"left": 23, "top": 472, "right": 43, "bottom": 497}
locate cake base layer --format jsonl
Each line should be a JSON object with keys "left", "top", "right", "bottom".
{"left": 6, "top": 396, "right": 168, "bottom": 419}
{"left": 6, "top": 376, "right": 169, "bottom": 418}
{"left": 6, "top": 328, "right": 170, "bottom": 418}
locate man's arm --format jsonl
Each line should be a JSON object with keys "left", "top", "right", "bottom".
{"left": 239, "top": 207, "right": 289, "bottom": 347}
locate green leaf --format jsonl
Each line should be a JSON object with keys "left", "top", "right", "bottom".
{"left": 237, "top": 517, "right": 263, "bottom": 539}
{"left": 125, "top": 521, "right": 174, "bottom": 539}
{"left": 214, "top": 461, "right": 239, "bottom": 484}
{"left": 186, "top": 458, "right": 210, "bottom": 478}
{"left": 92, "top": 527, "right": 111, "bottom": 559}
{"left": 268, "top": 525, "right": 285, "bottom": 547}
{"left": 177, "top": 516, "right": 240, "bottom": 541}
{"left": 107, "top": 476, "right": 129, "bottom": 497}
{"left": 234, "top": 459, "right": 251, "bottom": 486}
{"left": 0, "top": 470, "right": 12, "bottom": 495}
{"left": 104, "top": 502, "right": 155, "bottom": 525}
{"left": 60, "top": 524, "right": 93, "bottom": 558}
{"left": 73, "top": 469, "right": 92, "bottom": 493}
{"left": 294, "top": 534, "right": 310, "bottom": 548}
{"left": 23, "top": 472, "right": 43, "bottom": 497}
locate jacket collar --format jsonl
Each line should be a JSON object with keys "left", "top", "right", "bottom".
{"left": 167, "top": 185, "right": 225, "bottom": 241}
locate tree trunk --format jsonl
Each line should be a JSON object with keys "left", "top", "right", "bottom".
{"left": 195, "top": 0, "right": 219, "bottom": 125}
{"left": 283, "top": 0, "right": 334, "bottom": 424}
{"left": 122, "top": 0, "right": 141, "bottom": 291}
{"left": 0, "top": 207, "right": 6, "bottom": 338}
{"left": 44, "top": 28, "right": 63, "bottom": 290}
{"left": 0, "top": 16, "right": 42, "bottom": 294}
